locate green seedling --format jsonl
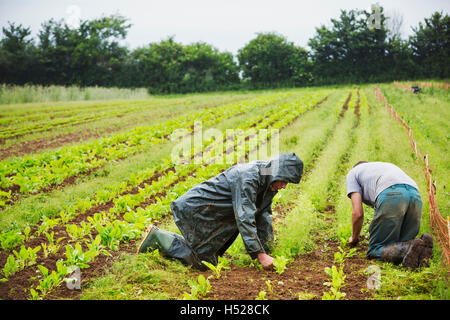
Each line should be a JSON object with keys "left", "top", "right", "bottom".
{"left": 33, "top": 260, "right": 69, "bottom": 299}
{"left": 35, "top": 265, "right": 63, "bottom": 298}
{"left": 66, "top": 222, "right": 91, "bottom": 242}
{"left": 58, "top": 209, "right": 72, "bottom": 224}
{"left": 64, "top": 243, "right": 97, "bottom": 269}
{"left": 265, "top": 280, "right": 274, "bottom": 295}
{"left": 255, "top": 290, "right": 267, "bottom": 300}
{"left": 29, "top": 288, "right": 40, "bottom": 300}
{"left": 0, "top": 230, "right": 25, "bottom": 250}
{"left": 95, "top": 220, "right": 140, "bottom": 251}
{"left": 42, "top": 231, "right": 65, "bottom": 258}
{"left": 334, "top": 246, "right": 357, "bottom": 264}
{"left": 297, "top": 291, "right": 317, "bottom": 300}
{"left": 13, "top": 245, "right": 41, "bottom": 269}
{"left": 273, "top": 255, "right": 290, "bottom": 274}
{"left": 37, "top": 217, "right": 60, "bottom": 236}
{"left": 182, "top": 274, "right": 211, "bottom": 300}
{"left": 0, "top": 189, "right": 11, "bottom": 208}
{"left": 23, "top": 227, "right": 32, "bottom": 241}
{"left": 2, "top": 255, "right": 19, "bottom": 278}
{"left": 202, "top": 256, "right": 230, "bottom": 279}
{"left": 86, "top": 235, "right": 112, "bottom": 257}
{"left": 322, "top": 265, "right": 347, "bottom": 300}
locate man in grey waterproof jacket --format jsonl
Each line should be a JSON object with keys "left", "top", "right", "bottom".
{"left": 137, "top": 153, "right": 303, "bottom": 270}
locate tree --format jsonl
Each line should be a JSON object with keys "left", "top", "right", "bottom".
{"left": 131, "top": 38, "right": 240, "bottom": 94}
{"left": 0, "top": 22, "right": 37, "bottom": 84}
{"left": 308, "top": 8, "right": 393, "bottom": 84}
{"left": 237, "top": 32, "right": 311, "bottom": 87}
{"left": 181, "top": 42, "right": 240, "bottom": 92}
{"left": 409, "top": 11, "right": 449, "bottom": 78}
{"left": 37, "top": 14, "right": 131, "bottom": 86}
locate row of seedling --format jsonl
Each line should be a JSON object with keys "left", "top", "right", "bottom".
{"left": 0, "top": 92, "right": 328, "bottom": 299}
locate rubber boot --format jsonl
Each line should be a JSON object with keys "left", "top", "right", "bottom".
{"left": 136, "top": 225, "right": 207, "bottom": 271}
{"left": 380, "top": 235, "right": 433, "bottom": 270}
{"left": 136, "top": 225, "right": 173, "bottom": 254}
{"left": 418, "top": 233, "right": 433, "bottom": 267}
{"left": 380, "top": 240, "right": 413, "bottom": 265}
{"left": 401, "top": 238, "right": 425, "bottom": 269}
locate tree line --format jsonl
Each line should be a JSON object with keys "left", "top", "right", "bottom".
{"left": 0, "top": 6, "right": 448, "bottom": 94}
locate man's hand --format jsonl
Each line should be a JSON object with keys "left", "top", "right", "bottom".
{"left": 348, "top": 235, "right": 359, "bottom": 247}
{"left": 257, "top": 252, "right": 274, "bottom": 269}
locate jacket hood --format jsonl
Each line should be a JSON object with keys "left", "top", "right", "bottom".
{"left": 261, "top": 153, "right": 303, "bottom": 185}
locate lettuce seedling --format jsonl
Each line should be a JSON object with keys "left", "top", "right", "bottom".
{"left": 0, "top": 230, "right": 25, "bottom": 250}
{"left": 202, "top": 256, "right": 230, "bottom": 279}
{"left": 273, "top": 255, "right": 290, "bottom": 274}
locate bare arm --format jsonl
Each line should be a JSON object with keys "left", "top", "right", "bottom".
{"left": 348, "top": 192, "right": 364, "bottom": 245}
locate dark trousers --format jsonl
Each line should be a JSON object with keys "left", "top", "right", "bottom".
{"left": 367, "top": 184, "right": 422, "bottom": 259}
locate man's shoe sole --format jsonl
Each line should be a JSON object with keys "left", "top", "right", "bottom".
{"left": 418, "top": 234, "right": 433, "bottom": 267}
{"left": 136, "top": 225, "right": 155, "bottom": 255}
{"left": 402, "top": 238, "right": 424, "bottom": 270}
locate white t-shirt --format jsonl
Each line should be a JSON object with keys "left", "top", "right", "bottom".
{"left": 346, "top": 162, "right": 419, "bottom": 207}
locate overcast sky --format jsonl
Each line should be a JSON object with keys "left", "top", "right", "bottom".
{"left": 1, "top": 0, "right": 449, "bottom": 54}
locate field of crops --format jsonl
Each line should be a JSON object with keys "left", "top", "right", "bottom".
{"left": 0, "top": 84, "right": 448, "bottom": 301}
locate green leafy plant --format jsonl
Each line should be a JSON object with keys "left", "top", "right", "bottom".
{"left": 273, "top": 255, "right": 290, "bottom": 274}
{"left": 13, "top": 245, "right": 41, "bottom": 269}
{"left": 23, "top": 226, "right": 32, "bottom": 241}
{"left": 0, "top": 189, "right": 11, "bottom": 208}
{"left": 29, "top": 288, "right": 40, "bottom": 300}
{"left": 35, "top": 265, "right": 63, "bottom": 298}
{"left": 255, "top": 290, "right": 267, "bottom": 300}
{"left": 333, "top": 246, "right": 357, "bottom": 265}
{"left": 37, "top": 217, "right": 60, "bottom": 236}
{"left": 322, "top": 265, "right": 347, "bottom": 300}
{"left": 181, "top": 274, "right": 211, "bottom": 300}
{"left": 64, "top": 243, "right": 97, "bottom": 269}
{"left": 95, "top": 220, "right": 140, "bottom": 251}
{"left": 2, "top": 255, "right": 19, "bottom": 278}
{"left": 0, "top": 230, "right": 25, "bottom": 250}
{"left": 202, "top": 256, "right": 230, "bottom": 279}
{"left": 86, "top": 235, "right": 112, "bottom": 257}
{"left": 265, "top": 280, "right": 274, "bottom": 295}
{"left": 30, "top": 260, "right": 69, "bottom": 299}
{"left": 41, "top": 231, "right": 65, "bottom": 258}
{"left": 66, "top": 222, "right": 91, "bottom": 242}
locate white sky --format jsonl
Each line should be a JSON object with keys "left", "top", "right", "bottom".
{"left": 0, "top": 0, "right": 449, "bottom": 54}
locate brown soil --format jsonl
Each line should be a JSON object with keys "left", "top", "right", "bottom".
{"left": 339, "top": 92, "right": 352, "bottom": 118}
{"left": 353, "top": 89, "right": 361, "bottom": 128}
{"left": 201, "top": 241, "right": 372, "bottom": 300}
{"left": 0, "top": 130, "right": 103, "bottom": 161}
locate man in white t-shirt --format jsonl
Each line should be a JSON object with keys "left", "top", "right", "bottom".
{"left": 346, "top": 161, "right": 433, "bottom": 270}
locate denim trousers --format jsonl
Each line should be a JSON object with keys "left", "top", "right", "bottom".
{"left": 367, "top": 184, "right": 422, "bottom": 259}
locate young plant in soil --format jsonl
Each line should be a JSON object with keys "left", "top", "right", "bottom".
{"left": 41, "top": 231, "right": 65, "bottom": 258}
{"left": 273, "top": 255, "right": 290, "bottom": 274}
{"left": 202, "top": 256, "right": 230, "bottom": 279}
{"left": 322, "top": 265, "right": 347, "bottom": 300}
{"left": 322, "top": 243, "right": 355, "bottom": 300}
{"left": 181, "top": 274, "right": 212, "bottom": 300}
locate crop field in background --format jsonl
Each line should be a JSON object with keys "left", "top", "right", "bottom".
{"left": 0, "top": 83, "right": 448, "bottom": 300}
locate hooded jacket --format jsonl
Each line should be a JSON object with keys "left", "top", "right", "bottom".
{"left": 170, "top": 153, "right": 303, "bottom": 265}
